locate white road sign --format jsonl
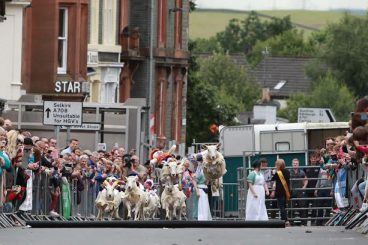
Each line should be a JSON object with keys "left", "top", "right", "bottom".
{"left": 60, "top": 123, "right": 100, "bottom": 130}
{"left": 298, "top": 108, "right": 336, "bottom": 123}
{"left": 43, "top": 101, "right": 83, "bottom": 126}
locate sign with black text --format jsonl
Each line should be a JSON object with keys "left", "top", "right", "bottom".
{"left": 43, "top": 101, "right": 83, "bottom": 126}
{"left": 298, "top": 108, "right": 336, "bottom": 123}
{"left": 60, "top": 123, "right": 100, "bottom": 130}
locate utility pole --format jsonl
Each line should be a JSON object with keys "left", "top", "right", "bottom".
{"left": 262, "top": 47, "right": 270, "bottom": 88}
{"left": 148, "top": 0, "right": 155, "bottom": 148}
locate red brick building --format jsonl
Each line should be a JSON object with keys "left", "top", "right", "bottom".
{"left": 119, "top": 0, "right": 190, "bottom": 147}
{"left": 22, "top": 0, "right": 89, "bottom": 97}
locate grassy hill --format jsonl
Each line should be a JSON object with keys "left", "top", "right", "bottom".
{"left": 189, "top": 9, "right": 351, "bottom": 39}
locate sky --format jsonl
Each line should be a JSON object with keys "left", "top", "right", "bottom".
{"left": 194, "top": 0, "right": 368, "bottom": 11}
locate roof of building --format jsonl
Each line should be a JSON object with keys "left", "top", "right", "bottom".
{"left": 252, "top": 57, "right": 314, "bottom": 98}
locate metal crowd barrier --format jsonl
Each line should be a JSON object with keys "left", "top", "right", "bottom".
{"left": 238, "top": 165, "right": 368, "bottom": 225}
{"left": 0, "top": 173, "right": 3, "bottom": 214}
{"left": 239, "top": 165, "right": 339, "bottom": 225}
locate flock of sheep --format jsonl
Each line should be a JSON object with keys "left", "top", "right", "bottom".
{"left": 95, "top": 144, "right": 227, "bottom": 221}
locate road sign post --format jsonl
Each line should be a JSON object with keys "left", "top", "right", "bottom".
{"left": 297, "top": 108, "right": 336, "bottom": 123}
{"left": 43, "top": 101, "right": 83, "bottom": 126}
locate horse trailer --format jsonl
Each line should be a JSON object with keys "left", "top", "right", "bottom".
{"left": 218, "top": 122, "right": 349, "bottom": 216}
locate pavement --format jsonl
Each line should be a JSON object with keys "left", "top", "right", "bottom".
{"left": 0, "top": 226, "right": 367, "bottom": 245}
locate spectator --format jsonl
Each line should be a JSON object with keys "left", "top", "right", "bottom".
{"left": 5, "top": 157, "right": 29, "bottom": 211}
{"left": 61, "top": 138, "right": 79, "bottom": 156}
{"left": 271, "top": 159, "right": 291, "bottom": 226}
{"left": 143, "top": 179, "right": 154, "bottom": 192}
{"left": 358, "top": 160, "right": 368, "bottom": 211}
{"left": 49, "top": 158, "right": 63, "bottom": 216}
{"left": 130, "top": 155, "right": 147, "bottom": 183}
{"left": 321, "top": 138, "right": 335, "bottom": 163}
{"left": 40, "top": 145, "right": 54, "bottom": 169}
{"left": 0, "top": 117, "right": 5, "bottom": 131}
{"left": 22, "top": 137, "right": 39, "bottom": 171}
{"left": 0, "top": 138, "right": 11, "bottom": 177}
{"left": 48, "top": 137, "right": 57, "bottom": 148}
{"left": 40, "top": 137, "right": 49, "bottom": 144}
{"left": 6, "top": 130, "right": 23, "bottom": 159}
{"left": 326, "top": 148, "right": 350, "bottom": 210}
{"left": 118, "top": 147, "right": 126, "bottom": 157}
{"left": 3, "top": 119, "right": 12, "bottom": 132}
{"left": 71, "top": 164, "right": 85, "bottom": 211}
{"left": 289, "top": 158, "right": 308, "bottom": 226}
{"left": 182, "top": 157, "right": 196, "bottom": 220}
{"left": 314, "top": 158, "right": 333, "bottom": 225}
{"left": 305, "top": 153, "right": 321, "bottom": 224}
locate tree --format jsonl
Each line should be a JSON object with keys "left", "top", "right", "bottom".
{"left": 319, "top": 14, "right": 368, "bottom": 97}
{"left": 309, "top": 73, "right": 355, "bottom": 121}
{"left": 186, "top": 41, "right": 226, "bottom": 144}
{"left": 186, "top": 49, "right": 260, "bottom": 144}
{"left": 191, "top": 37, "right": 221, "bottom": 53}
{"left": 216, "top": 11, "right": 293, "bottom": 54}
{"left": 278, "top": 73, "right": 355, "bottom": 122}
{"left": 248, "top": 29, "right": 317, "bottom": 66}
{"left": 197, "top": 52, "right": 260, "bottom": 112}
{"left": 189, "top": 0, "right": 196, "bottom": 12}
{"left": 216, "top": 18, "right": 245, "bottom": 53}
{"left": 277, "top": 92, "right": 310, "bottom": 123}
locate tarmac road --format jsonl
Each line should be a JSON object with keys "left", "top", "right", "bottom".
{"left": 0, "top": 226, "right": 367, "bottom": 245}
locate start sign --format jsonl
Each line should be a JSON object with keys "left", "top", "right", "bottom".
{"left": 55, "top": 81, "right": 81, "bottom": 93}
{"left": 43, "top": 101, "right": 83, "bottom": 126}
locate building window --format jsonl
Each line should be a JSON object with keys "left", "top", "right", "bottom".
{"left": 275, "top": 142, "right": 290, "bottom": 151}
{"left": 274, "top": 80, "right": 287, "bottom": 90}
{"left": 58, "top": 8, "right": 68, "bottom": 74}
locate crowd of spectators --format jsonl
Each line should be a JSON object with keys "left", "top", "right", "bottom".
{"left": 0, "top": 117, "right": 154, "bottom": 217}
{"left": 1, "top": 111, "right": 368, "bottom": 224}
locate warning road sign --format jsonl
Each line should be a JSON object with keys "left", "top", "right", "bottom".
{"left": 43, "top": 101, "right": 83, "bottom": 126}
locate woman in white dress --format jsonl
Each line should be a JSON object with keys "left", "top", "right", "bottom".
{"left": 245, "top": 160, "right": 269, "bottom": 220}
{"left": 193, "top": 156, "right": 212, "bottom": 221}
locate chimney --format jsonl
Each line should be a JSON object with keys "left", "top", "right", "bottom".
{"left": 261, "top": 87, "right": 271, "bottom": 103}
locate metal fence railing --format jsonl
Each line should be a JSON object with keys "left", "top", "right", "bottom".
{"left": 1, "top": 164, "right": 360, "bottom": 225}
{"left": 238, "top": 164, "right": 364, "bottom": 225}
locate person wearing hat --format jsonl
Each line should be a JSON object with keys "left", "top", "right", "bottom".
{"left": 144, "top": 179, "right": 154, "bottom": 192}
{"left": 22, "top": 137, "right": 39, "bottom": 170}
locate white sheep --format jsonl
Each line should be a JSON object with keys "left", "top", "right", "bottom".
{"left": 201, "top": 144, "right": 227, "bottom": 193}
{"left": 121, "top": 176, "right": 145, "bottom": 220}
{"left": 95, "top": 179, "right": 122, "bottom": 220}
{"left": 142, "top": 190, "right": 161, "bottom": 220}
{"left": 161, "top": 183, "right": 186, "bottom": 220}
{"left": 160, "top": 158, "right": 184, "bottom": 190}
